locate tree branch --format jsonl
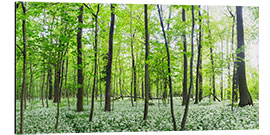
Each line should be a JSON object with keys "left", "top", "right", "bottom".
{"left": 83, "top": 3, "right": 97, "bottom": 18}
{"left": 16, "top": 44, "right": 24, "bottom": 56}
{"left": 227, "top": 6, "right": 234, "bottom": 18}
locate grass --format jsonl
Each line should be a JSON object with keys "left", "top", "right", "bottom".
{"left": 15, "top": 97, "right": 259, "bottom": 134}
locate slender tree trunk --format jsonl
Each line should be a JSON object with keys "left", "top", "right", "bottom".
{"left": 24, "top": 81, "right": 27, "bottom": 110}
{"left": 55, "top": 64, "right": 63, "bottom": 131}
{"left": 195, "top": 6, "right": 202, "bottom": 104}
{"left": 46, "top": 69, "right": 49, "bottom": 108}
{"left": 105, "top": 4, "right": 115, "bottom": 112}
{"left": 29, "top": 60, "right": 33, "bottom": 110}
{"left": 130, "top": 5, "right": 137, "bottom": 102}
{"left": 143, "top": 4, "right": 149, "bottom": 121}
{"left": 99, "top": 56, "right": 103, "bottom": 105}
{"left": 157, "top": 5, "right": 177, "bottom": 130}
{"left": 130, "top": 73, "right": 134, "bottom": 106}
{"left": 90, "top": 4, "right": 100, "bottom": 122}
{"left": 119, "top": 65, "right": 123, "bottom": 100}
{"left": 182, "top": 7, "right": 188, "bottom": 106}
{"left": 20, "top": 2, "right": 26, "bottom": 134}
{"left": 55, "top": 72, "right": 62, "bottom": 132}
{"left": 59, "top": 52, "right": 66, "bottom": 103}
{"left": 48, "top": 67, "right": 53, "bottom": 100}
{"left": 76, "top": 5, "right": 84, "bottom": 112}
{"left": 65, "top": 54, "right": 70, "bottom": 109}
{"left": 142, "top": 79, "right": 144, "bottom": 99}
{"left": 207, "top": 8, "right": 216, "bottom": 101}
{"left": 236, "top": 6, "right": 253, "bottom": 107}
{"left": 229, "top": 9, "right": 238, "bottom": 109}
{"left": 220, "top": 39, "right": 224, "bottom": 100}
{"left": 53, "top": 65, "right": 60, "bottom": 103}
{"left": 41, "top": 70, "right": 45, "bottom": 107}
{"left": 181, "top": 6, "right": 195, "bottom": 131}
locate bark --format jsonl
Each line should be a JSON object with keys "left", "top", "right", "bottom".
{"left": 53, "top": 64, "right": 60, "bottom": 103}
{"left": 143, "top": 4, "right": 149, "bottom": 121}
{"left": 195, "top": 6, "right": 202, "bottom": 104}
{"left": 119, "top": 64, "right": 123, "bottom": 100}
{"left": 90, "top": 4, "right": 100, "bottom": 122}
{"left": 236, "top": 6, "right": 253, "bottom": 107}
{"left": 220, "top": 39, "right": 224, "bottom": 100}
{"left": 181, "top": 6, "right": 195, "bottom": 131}
{"left": 157, "top": 5, "right": 177, "bottom": 131}
{"left": 41, "top": 70, "right": 45, "bottom": 107}
{"left": 29, "top": 60, "right": 33, "bottom": 110}
{"left": 20, "top": 2, "right": 26, "bottom": 134}
{"left": 130, "top": 5, "right": 137, "bottom": 102}
{"left": 98, "top": 55, "right": 103, "bottom": 106}
{"left": 55, "top": 63, "right": 64, "bottom": 131}
{"left": 182, "top": 7, "right": 188, "bottom": 106}
{"left": 229, "top": 9, "right": 238, "bottom": 108}
{"left": 46, "top": 69, "right": 49, "bottom": 108}
{"left": 210, "top": 48, "right": 216, "bottom": 101}
{"left": 130, "top": 72, "right": 134, "bottom": 106}
{"left": 105, "top": 4, "right": 115, "bottom": 112}
{"left": 48, "top": 67, "right": 53, "bottom": 99}
{"left": 207, "top": 8, "right": 216, "bottom": 101}
{"left": 65, "top": 55, "right": 70, "bottom": 109}
{"left": 76, "top": 5, "right": 84, "bottom": 112}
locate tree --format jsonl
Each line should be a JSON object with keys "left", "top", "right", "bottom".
{"left": 207, "top": 7, "right": 216, "bottom": 101}
{"left": 105, "top": 4, "right": 116, "bottom": 112}
{"left": 181, "top": 7, "right": 188, "bottom": 106}
{"left": 48, "top": 68, "right": 53, "bottom": 100}
{"left": 130, "top": 4, "right": 137, "bottom": 102}
{"left": 181, "top": 5, "right": 195, "bottom": 131}
{"left": 227, "top": 6, "right": 238, "bottom": 110}
{"left": 195, "top": 6, "right": 202, "bottom": 104}
{"left": 157, "top": 4, "right": 177, "bottom": 131}
{"left": 41, "top": 69, "right": 45, "bottom": 107}
{"left": 143, "top": 4, "right": 149, "bottom": 121}
{"left": 236, "top": 6, "right": 253, "bottom": 107}
{"left": 19, "top": 2, "right": 27, "bottom": 134}
{"left": 89, "top": 3, "right": 100, "bottom": 121}
{"left": 76, "top": 5, "right": 84, "bottom": 112}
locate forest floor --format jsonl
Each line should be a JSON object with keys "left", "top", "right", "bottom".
{"left": 15, "top": 97, "right": 259, "bottom": 134}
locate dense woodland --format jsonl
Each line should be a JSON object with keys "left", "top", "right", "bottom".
{"left": 15, "top": 2, "right": 259, "bottom": 134}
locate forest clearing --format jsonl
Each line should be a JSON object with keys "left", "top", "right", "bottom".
{"left": 15, "top": 2, "right": 259, "bottom": 134}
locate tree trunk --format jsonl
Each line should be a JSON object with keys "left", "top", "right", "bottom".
{"left": 53, "top": 65, "right": 60, "bottom": 103}
{"left": 119, "top": 65, "right": 123, "bottom": 100}
{"left": 65, "top": 54, "right": 70, "bottom": 109}
{"left": 130, "top": 5, "right": 137, "bottom": 102}
{"left": 46, "top": 69, "right": 49, "bottom": 108}
{"left": 90, "top": 4, "right": 100, "bottom": 121}
{"left": 157, "top": 5, "right": 177, "bottom": 130}
{"left": 236, "top": 6, "right": 253, "bottom": 107}
{"left": 207, "top": 8, "right": 216, "bottom": 102}
{"left": 20, "top": 2, "right": 26, "bottom": 134}
{"left": 105, "top": 4, "right": 115, "bottom": 112}
{"left": 29, "top": 60, "right": 33, "bottom": 110}
{"left": 48, "top": 67, "right": 53, "bottom": 100}
{"left": 143, "top": 4, "right": 149, "bottom": 121}
{"left": 41, "top": 70, "right": 45, "bottom": 107}
{"left": 181, "top": 7, "right": 188, "bottom": 106}
{"left": 130, "top": 74, "right": 134, "bottom": 106}
{"left": 76, "top": 5, "right": 84, "bottom": 112}
{"left": 142, "top": 79, "right": 144, "bottom": 98}
{"left": 195, "top": 6, "right": 202, "bottom": 104}
{"left": 220, "top": 39, "right": 224, "bottom": 100}
{"left": 181, "top": 6, "right": 195, "bottom": 131}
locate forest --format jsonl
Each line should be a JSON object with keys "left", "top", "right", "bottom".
{"left": 15, "top": 2, "right": 259, "bottom": 134}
